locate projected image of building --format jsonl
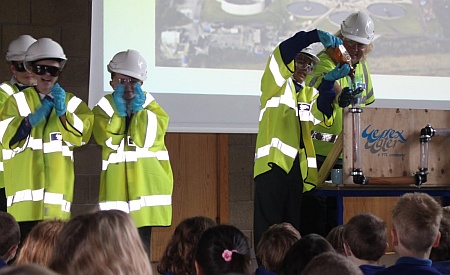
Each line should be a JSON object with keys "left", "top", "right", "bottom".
{"left": 156, "top": 0, "right": 450, "bottom": 77}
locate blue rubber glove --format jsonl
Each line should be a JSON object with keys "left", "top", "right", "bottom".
{"left": 130, "top": 83, "right": 145, "bottom": 113}
{"left": 324, "top": 63, "right": 351, "bottom": 81}
{"left": 113, "top": 84, "right": 127, "bottom": 117}
{"left": 28, "top": 96, "right": 54, "bottom": 127}
{"left": 317, "top": 30, "right": 342, "bottom": 48}
{"left": 338, "top": 87, "right": 364, "bottom": 108}
{"left": 51, "top": 83, "right": 66, "bottom": 117}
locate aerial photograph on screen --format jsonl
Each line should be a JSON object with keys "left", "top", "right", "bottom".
{"left": 155, "top": 0, "right": 450, "bottom": 77}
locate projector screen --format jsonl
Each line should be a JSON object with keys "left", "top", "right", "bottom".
{"left": 89, "top": 0, "right": 450, "bottom": 133}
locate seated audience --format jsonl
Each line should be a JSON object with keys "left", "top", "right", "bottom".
{"left": 301, "top": 251, "right": 363, "bottom": 275}
{"left": 14, "top": 220, "right": 65, "bottom": 266}
{"left": 0, "top": 212, "right": 20, "bottom": 268}
{"left": 48, "top": 210, "right": 152, "bottom": 275}
{"left": 195, "top": 224, "right": 252, "bottom": 275}
{"left": 342, "top": 213, "right": 387, "bottom": 275}
{"left": 326, "top": 224, "right": 345, "bottom": 255}
{"left": 279, "top": 233, "right": 334, "bottom": 275}
{"left": 255, "top": 222, "right": 301, "bottom": 275}
{"left": 157, "top": 216, "right": 215, "bottom": 275}
{"left": 430, "top": 206, "right": 450, "bottom": 274}
{"left": 376, "top": 193, "right": 443, "bottom": 275}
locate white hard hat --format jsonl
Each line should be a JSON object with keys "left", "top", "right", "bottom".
{"left": 107, "top": 50, "right": 147, "bottom": 81}
{"left": 24, "top": 38, "right": 67, "bottom": 71}
{"left": 6, "top": 35, "right": 37, "bottom": 61}
{"left": 341, "top": 11, "right": 375, "bottom": 45}
{"left": 298, "top": 47, "right": 320, "bottom": 64}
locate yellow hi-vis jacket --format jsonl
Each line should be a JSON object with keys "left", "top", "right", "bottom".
{"left": 254, "top": 46, "right": 332, "bottom": 193}
{"left": 92, "top": 92, "right": 173, "bottom": 228}
{"left": 0, "top": 81, "right": 19, "bottom": 190}
{"left": 0, "top": 87, "right": 94, "bottom": 222}
{"left": 306, "top": 51, "right": 375, "bottom": 158}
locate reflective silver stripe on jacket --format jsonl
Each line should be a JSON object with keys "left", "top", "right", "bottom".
{"left": 311, "top": 130, "right": 338, "bottom": 143}
{"left": 361, "top": 62, "right": 373, "bottom": 102}
{"left": 13, "top": 92, "right": 32, "bottom": 117}
{"left": 0, "top": 83, "right": 15, "bottom": 96}
{"left": 102, "top": 143, "right": 170, "bottom": 170}
{"left": 7, "top": 189, "right": 71, "bottom": 212}
{"left": 0, "top": 117, "right": 14, "bottom": 143}
{"left": 2, "top": 137, "right": 74, "bottom": 161}
{"left": 67, "top": 96, "right": 84, "bottom": 133}
{"left": 259, "top": 85, "right": 296, "bottom": 121}
{"left": 269, "top": 53, "right": 286, "bottom": 87}
{"left": 97, "top": 97, "right": 115, "bottom": 117}
{"left": 144, "top": 110, "right": 157, "bottom": 148}
{"left": 255, "top": 137, "right": 298, "bottom": 160}
{"left": 99, "top": 194, "right": 172, "bottom": 213}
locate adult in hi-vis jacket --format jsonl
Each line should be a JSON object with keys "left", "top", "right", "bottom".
{"left": 301, "top": 11, "right": 375, "bottom": 237}
{"left": 0, "top": 38, "right": 94, "bottom": 241}
{"left": 253, "top": 29, "right": 351, "bottom": 250}
{"left": 0, "top": 35, "right": 37, "bottom": 213}
{"left": 92, "top": 50, "right": 173, "bottom": 255}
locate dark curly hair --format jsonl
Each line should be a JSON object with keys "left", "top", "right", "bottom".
{"left": 157, "top": 216, "right": 215, "bottom": 275}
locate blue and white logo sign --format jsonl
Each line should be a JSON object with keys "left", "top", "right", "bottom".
{"left": 361, "top": 125, "right": 407, "bottom": 157}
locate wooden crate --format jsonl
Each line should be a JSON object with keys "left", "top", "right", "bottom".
{"left": 340, "top": 108, "right": 450, "bottom": 252}
{"left": 342, "top": 108, "right": 450, "bottom": 185}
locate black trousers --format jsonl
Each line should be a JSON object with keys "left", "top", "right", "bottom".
{"left": 138, "top": 226, "right": 152, "bottom": 257}
{"left": 299, "top": 157, "right": 340, "bottom": 237}
{"left": 253, "top": 155, "right": 302, "bottom": 249}
{"left": 0, "top": 188, "right": 6, "bottom": 213}
{"left": 18, "top": 221, "right": 40, "bottom": 244}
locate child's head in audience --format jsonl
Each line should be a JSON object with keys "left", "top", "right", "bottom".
{"left": 0, "top": 212, "right": 20, "bottom": 265}
{"left": 326, "top": 224, "right": 345, "bottom": 255}
{"left": 343, "top": 213, "right": 387, "bottom": 264}
{"left": 391, "top": 193, "right": 442, "bottom": 258}
{"left": 430, "top": 206, "right": 450, "bottom": 262}
{"left": 15, "top": 220, "right": 66, "bottom": 266}
{"left": 49, "top": 210, "right": 152, "bottom": 275}
{"left": 157, "top": 216, "right": 216, "bottom": 275}
{"left": 279, "top": 233, "right": 334, "bottom": 275}
{"left": 0, "top": 264, "right": 59, "bottom": 275}
{"left": 195, "top": 224, "right": 252, "bottom": 275}
{"left": 256, "top": 222, "right": 300, "bottom": 273}
{"left": 301, "top": 251, "right": 363, "bottom": 275}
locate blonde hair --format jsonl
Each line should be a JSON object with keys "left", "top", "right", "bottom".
{"left": 0, "top": 264, "right": 59, "bottom": 275}
{"left": 49, "top": 210, "right": 152, "bottom": 275}
{"left": 15, "top": 220, "right": 65, "bottom": 266}
{"left": 392, "top": 193, "right": 442, "bottom": 253}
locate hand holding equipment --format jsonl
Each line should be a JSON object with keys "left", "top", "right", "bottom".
{"left": 338, "top": 87, "right": 364, "bottom": 108}
{"left": 317, "top": 30, "right": 342, "bottom": 48}
{"left": 324, "top": 63, "right": 351, "bottom": 81}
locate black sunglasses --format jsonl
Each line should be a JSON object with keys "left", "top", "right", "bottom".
{"left": 12, "top": 62, "right": 27, "bottom": 72}
{"left": 32, "top": 64, "right": 62, "bottom": 77}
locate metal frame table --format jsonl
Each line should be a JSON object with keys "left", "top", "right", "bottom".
{"left": 308, "top": 184, "right": 450, "bottom": 224}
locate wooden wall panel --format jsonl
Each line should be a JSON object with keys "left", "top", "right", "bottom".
{"left": 150, "top": 133, "right": 228, "bottom": 262}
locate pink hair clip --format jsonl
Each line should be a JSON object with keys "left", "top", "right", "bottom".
{"left": 222, "top": 249, "right": 237, "bottom": 262}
